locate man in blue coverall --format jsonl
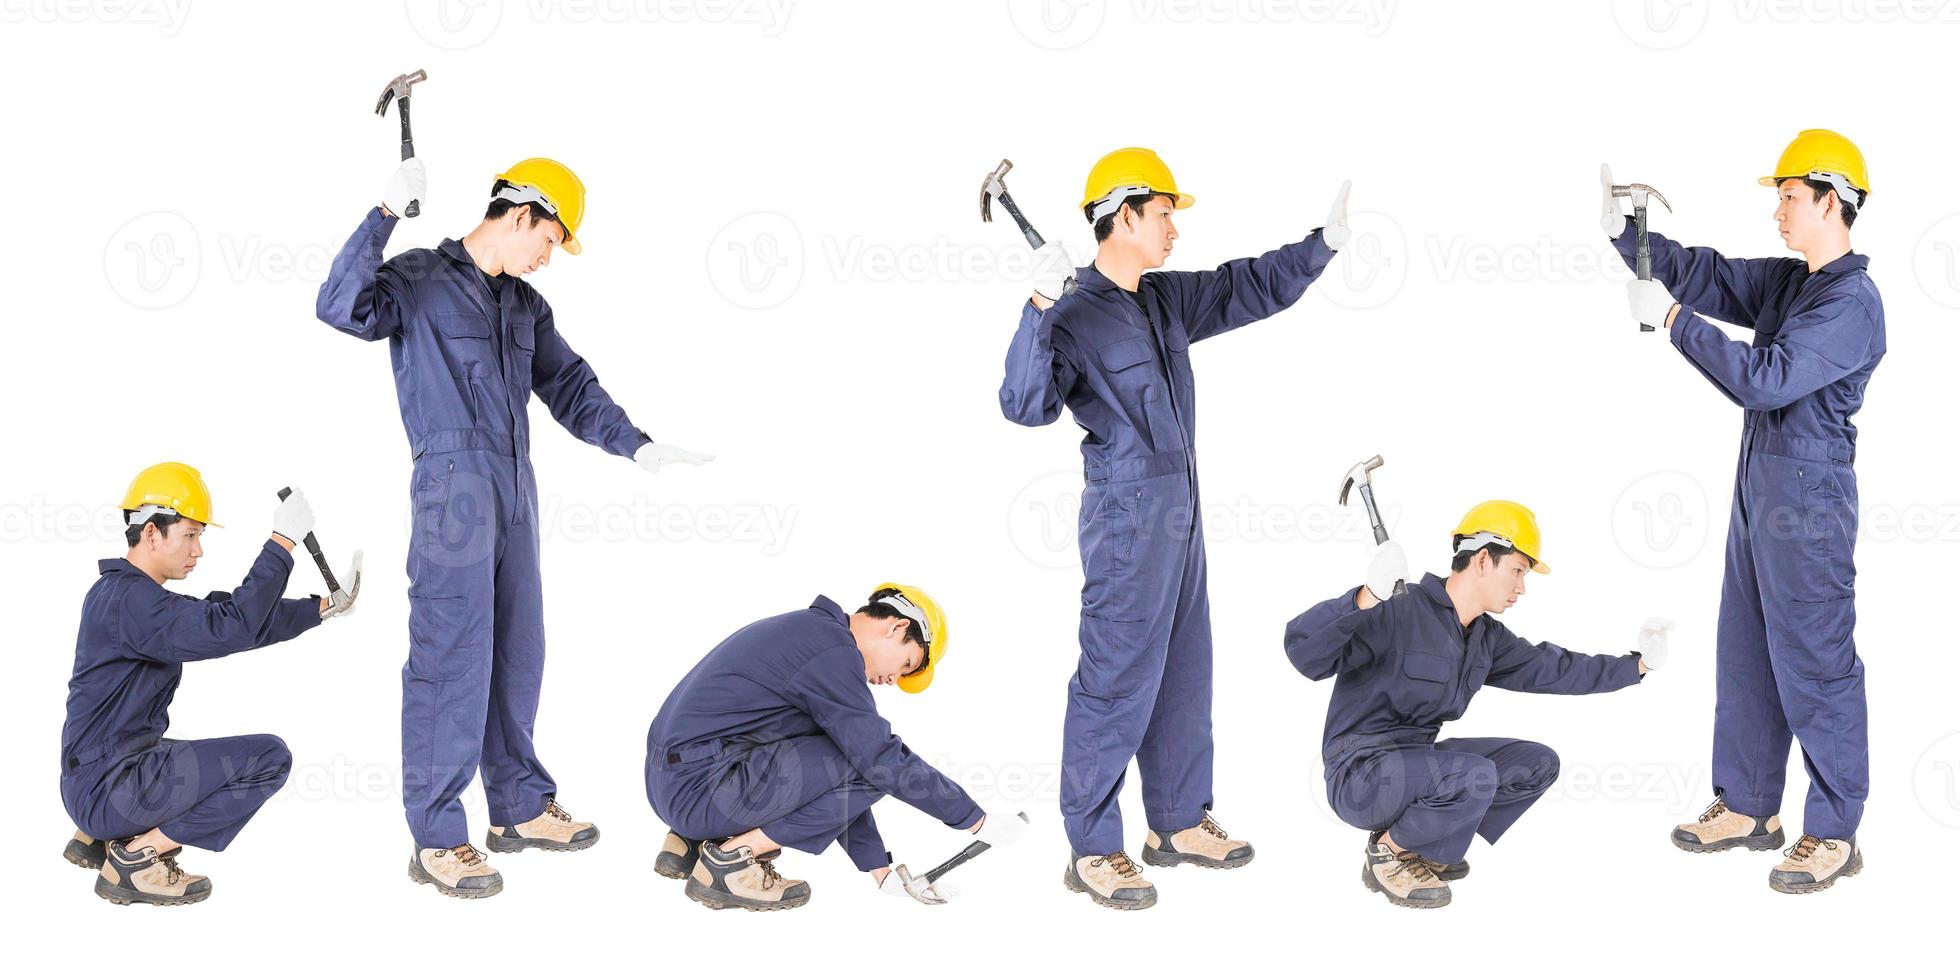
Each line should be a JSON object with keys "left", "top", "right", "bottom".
{"left": 1283, "top": 501, "right": 1660, "bottom": 909}
{"left": 317, "top": 156, "right": 714, "bottom": 899}
{"left": 645, "top": 585, "right": 1023, "bottom": 911}
{"left": 1000, "top": 147, "right": 1351, "bottom": 910}
{"left": 60, "top": 462, "right": 355, "bottom": 906}
{"left": 1612, "top": 129, "right": 1882, "bottom": 894}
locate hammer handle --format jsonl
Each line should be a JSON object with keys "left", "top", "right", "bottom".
{"left": 398, "top": 96, "right": 420, "bottom": 218}
{"left": 995, "top": 191, "right": 1046, "bottom": 250}
{"left": 277, "top": 487, "right": 342, "bottom": 594}
{"left": 1634, "top": 204, "right": 1654, "bottom": 332}
{"left": 924, "top": 811, "right": 1028, "bottom": 883}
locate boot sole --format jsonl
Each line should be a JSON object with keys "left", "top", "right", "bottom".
{"left": 683, "top": 877, "right": 809, "bottom": 911}
{"left": 1672, "top": 828, "right": 1785, "bottom": 853}
{"left": 1361, "top": 862, "right": 1451, "bottom": 909}
{"left": 407, "top": 857, "right": 504, "bottom": 899}
{"left": 1061, "top": 863, "right": 1157, "bottom": 910}
{"left": 655, "top": 852, "right": 694, "bottom": 880}
{"left": 65, "top": 839, "right": 105, "bottom": 870}
{"left": 483, "top": 828, "right": 600, "bottom": 854}
{"left": 94, "top": 875, "right": 210, "bottom": 907}
{"left": 1140, "top": 842, "right": 1253, "bottom": 870}
{"left": 1768, "top": 850, "right": 1863, "bottom": 895}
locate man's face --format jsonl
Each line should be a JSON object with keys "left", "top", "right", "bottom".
{"left": 501, "top": 206, "right": 566, "bottom": 277}
{"left": 860, "top": 617, "right": 926, "bottom": 686}
{"left": 1115, "top": 196, "right": 1178, "bottom": 269}
{"left": 1773, "top": 178, "right": 1837, "bottom": 253}
{"left": 1468, "top": 550, "right": 1534, "bottom": 614}
{"left": 141, "top": 519, "right": 204, "bottom": 580}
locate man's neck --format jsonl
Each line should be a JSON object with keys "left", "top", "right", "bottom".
{"left": 1803, "top": 234, "right": 1852, "bottom": 274}
{"left": 460, "top": 223, "right": 503, "bottom": 276}
{"left": 124, "top": 551, "right": 167, "bottom": 585}
{"left": 1093, "top": 247, "right": 1145, "bottom": 292}
{"left": 1442, "top": 574, "right": 1483, "bottom": 629}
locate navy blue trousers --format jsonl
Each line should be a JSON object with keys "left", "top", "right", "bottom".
{"left": 1327, "top": 738, "right": 1560, "bottom": 865}
{"left": 61, "top": 735, "right": 291, "bottom": 851}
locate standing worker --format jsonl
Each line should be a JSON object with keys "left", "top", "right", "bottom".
{"left": 60, "top": 462, "right": 357, "bottom": 905}
{"left": 1609, "top": 129, "right": 1882, "bottom": 894}
{"left": 999, "top": 147, "right": 1350, "bottom": 909}
{"left": 645, "top": 585, "right": 1024, "bottom": 911}
{"left": 317, "top": 156, "right": 714, "bottom": 899}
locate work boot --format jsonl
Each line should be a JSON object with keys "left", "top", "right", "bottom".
{"left": 95, "top": 840, "right": 211, "bottom": 907}
{"left": 1361, "top": 832, "right": 1451, "bottom": 909}
{"left": 1063, "top": 851, "right": 1158, "bottom": 911}
{"left": 63, "top": 830, "right": 105, "bottom": 870}
{"left": 1768, "top": 835, "right": 1862, "bottom": 895}
{"left": 1142, "top": 811, "right": 1254, "bottom": 870}
{"left": 685, "top": 841, "right": 811, "bottom": 911}
{"left": 1415, "top": 854, "right": 1471, "bottom": 882}
{"left": 485, "top": 799, "right": 600, "bottom": 853}
{"left": 655, "top": 830, "right": 701, "bottom": 880}
{"left": 408, "top": 844, "right": 504, "bottom": 899}
{"left": 1672, "top": 797, "right": 1784, "bottom": 853}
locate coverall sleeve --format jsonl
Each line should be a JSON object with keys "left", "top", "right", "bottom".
{"left": 315, "top": 206, "right": 407, "bottom": 341}
{"left": 1153, "top": 230, "right": 1337, "bottom": 343}
{"left": 999, "top": 300, "right": 1080, "bottom": 427}
{"left": 784, "top": 647, "right": 984, "bottom": 831}
{"left": 1610, "top": 218, "right": 1782, "bottom": 327}
{"left": 121, "top": 542, "right": 321, "bottom": 664}
{"left": 837, "top": 808, "right": 891, "bottom": 872}
{"left": 529, "top": 297, "right": 654, "bottom": 458}
{"left": 1668, "top": 292, "right": 1879, "bottom": 411}
{"left": 1282, "top": 587, "right": 1389, "bottom": 680}
{"left": 1484, "top": 622, "right": 1643, "bottom": 695}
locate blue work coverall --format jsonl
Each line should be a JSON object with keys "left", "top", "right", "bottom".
{"left": 318, "top": 207, "right": 653, "bottom": 848}
{"left": 999, "top": 231, "right": 1337, "bottom": 856}
{"left": 1284, "top": 574, "right": 1644, "bottom": 865}
{"left": 60, "top": 543, "right": 320, "bottom": 849}
{"left": 1613, "top": 219, "right": 1882, "bottom": 839}
{"left": 645, "top": 597, "right": 982, "bottom": 868}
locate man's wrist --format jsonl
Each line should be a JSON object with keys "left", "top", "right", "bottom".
{"left": 271, "top": 533, "right": 296, "bottom": 551}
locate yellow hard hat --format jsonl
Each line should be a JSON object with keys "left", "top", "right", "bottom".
{"left": 1451, "top": 500, "right": 1547, "bottom": 574}
{"left": 1080, "top": 147, "right": 1195, "bottom": 221}
{"left": 872, "top": 582, "right": 948, "bottom": 694}
{"left": 494, "top": 157, "right": 586, "bottom": 255}
{"left": 1759, "top": 129, "right": 1870, "bottom": 208}
{"left": 120, "top": 461, "right": 220, "bottom": 527}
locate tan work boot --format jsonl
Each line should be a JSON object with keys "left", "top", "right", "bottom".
{"left": 685, "top": 841, "right": 811, "bottom": 911}
{"left": 408, "top": 844, "right": 505, "bottom": 899}
{"left": 95, "top": 840, "right": 211, "bottom": 907}
{"left": 1361, "top": 832, "right": 1451, "bottom": 909}
{"left": 64, "top": 829, "right": 105, "bottom": 870}
{"left": 1415, "top": 854, "right": 1471, "bottom": 882}
{"left": 1142, "top": 811, "right": 1254, "bottom": 870}
{"left": 655, "top": 830, "right": 702, "bottom": 879}
{"left": 1672, "top": 797, "right": 1784, "bottom": 853}
{"left": 1768, "top": 835, "right": 1862, "bottom": 894}
{"left": 485, "top": 799, "right": 600, "bottom": 853}
{"left": 1063, "top": 851, "right": 1158, "bottom": 910}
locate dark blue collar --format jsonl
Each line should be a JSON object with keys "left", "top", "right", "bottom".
{"left": 1817, "top": 251, "right": 1869, "bottom": 276}
{"left": 98, "top": 557, "right": 142, "bottom": 577}
{"left": 810, "top": 595, "right": 848, "bottom": 627}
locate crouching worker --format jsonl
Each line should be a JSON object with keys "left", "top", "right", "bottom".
{"left": 1282, "top": 501, "right": 1664, "bottom": 909}
{"left": 645, "top": 584, "right": 1023, "bottom": 911}
{"left": 60, "top": 463, "right": 359, "bottom": 906}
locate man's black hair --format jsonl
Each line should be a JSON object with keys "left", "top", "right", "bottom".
{"left": 1449, "top": 537, "right": 1521, "bottom": 573}
{"left": 1799, "top": 177, "right": 1859, "bottom": 228}
{"left": 484, "top": 179, "right": 568, "bottom": 232}
{"left": 1087, "top": 192, "right": 1172, "bottom": 243}
{"left": 123, "top": 509, "right": 183, "bottom": 548}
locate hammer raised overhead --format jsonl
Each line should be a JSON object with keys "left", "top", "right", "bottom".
{"left": 374, "top": 69, "right": 428, "bottom": 217}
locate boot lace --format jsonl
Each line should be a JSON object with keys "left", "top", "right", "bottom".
{"left": 1697, "top": 798, "right": 1729, "bottom": 824}
{"left": 156, "top": 852, "right": 187, "bottom": 885}
{"left": 1784, "top": 835, "right": 1834, "bottom": 864}
{"left": 1094, "top": 851, "right": 1142, "bottom": 880}
{"left": 755, "top": 856, "right": 784, "bottom": 889}
{"left": 543, "top": 800, "right": 574, "bottom": 823}
{"left": 437, "top": 844, "right": 487, "bottom": 868}
{"left": 1197, "top": 813, "right": 1232, "bottom": 840}
{"left": 1392, "top": 851, "right": 1438, "bottom": 882}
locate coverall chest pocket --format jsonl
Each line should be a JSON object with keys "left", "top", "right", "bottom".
{"left": 1162, "top": 328, "right": 1195, "bottom": 396}
{"left": 430, "top": 311, "right": 497, "bottom": 382}
{"left": 1399, "top": 650, "right": 1453, "bottom": 713}
{"left": 508, "top": 313, "right": 537, "bottom": 387}
{"left": 1097, "top": 338, "right": 1158, "bottom": 406}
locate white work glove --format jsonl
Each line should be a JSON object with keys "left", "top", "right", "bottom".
{"left": 972, "top": 811, "right": 1028, "bottom": 850}
{"left": 1627, "top": 278, "right": 1677, "bottom": 330}
{"left": 321, "top": 550, "right": 364, "bottom": 620}
{"left": 1638, "top": 616, "right": 1675, "bottom": 671}
{"left": 1365, "top": 540, "right": 1408, "bottom": 602}
{"left": 1321, "top": 180, "right": 1353, "bottom": 251}
{"left": 383, "top": 158, "right": 427, "bottom": 219}
{"left": 272, "top": 489, "right": 315, "bottom": 544}
{"left": 635, "top": 442, "right": 716, "bottom": 476}
{"left": 1600, "top": 163, "right": 1625, "bottom": 238}
{"left": 877, "top": 865, "right": 953, "bottom": 904}
{"left": 1032, "top": 242, "right": 1073, "bottom": 303}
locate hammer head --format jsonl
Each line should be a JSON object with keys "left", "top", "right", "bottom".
{"left": 1338, "top": 455, "right": 1385, "bottom": 506}
{"left": 892, "top": 864, "right": 948, "bottom": 905}
{"left": 980, "top": 159, "right": 1013, "bottom": 223}
{"left": 374, "top": 69, "right": 428, "bottom": 116}
{"left": 1610, "top": 182, "right": 1673, "bottom": 213}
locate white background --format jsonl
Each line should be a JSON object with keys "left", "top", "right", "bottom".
{"left": 4, "top": 0, "right": 1955, "bottom": 973}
